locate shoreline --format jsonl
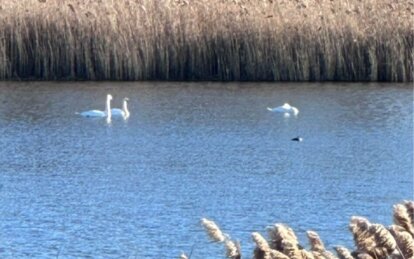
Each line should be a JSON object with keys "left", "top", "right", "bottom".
{"left": 0, "top": 0, "right": 412, "bottom": 81}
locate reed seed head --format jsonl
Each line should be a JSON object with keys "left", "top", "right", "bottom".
{"left": 267, "top": 249, "right": 290, "bottom": 259}
{"left": 252, "top": 232, "right": 270, "bottom": 252}
{"left": 225, "top": 239, "right": 241, "bottom": 259}
{"left": 306, "top": 230, "right": 325, "bottom": 252}
{"left": 268, "top": 223, "right": 299, "bottom": 251}
{"left": 355, "top": 253, "right": 374, "bottom": 259}
{"left": 389, "top": 224, "right": 414, "bottom": 258}
{"left": 394, "top": 203, "right": 414, "bottom": 236}
{"left": 201, "top": 218, "right": 226, "bottom": 242}
{"left": 335, "top": 246, "right": 353, "bottom": 259}
{"left": 403, "top": 200, "right": 414, "bottom": 224}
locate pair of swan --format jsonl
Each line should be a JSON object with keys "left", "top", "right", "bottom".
{"left": 79, "top": 94, "right": 130, "bottom": 120}
{"left": 267, "top": 103, "right": 299, "bottom": 117}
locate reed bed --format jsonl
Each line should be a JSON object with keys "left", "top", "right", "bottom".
{"left": 0, "top": 0, "right": 412, "bottom": 81}
{"left": 196, "top": 200, "right": 414, "bottom": 258}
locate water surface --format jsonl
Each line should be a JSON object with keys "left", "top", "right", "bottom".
{"left": 0, "top": 82, "right": 412, "bottom": 258}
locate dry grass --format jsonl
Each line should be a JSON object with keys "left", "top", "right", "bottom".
{"left": 0, "top": 0, "right": 412, "bottom": 81}
{"left": 197, "top": 201, "right": 414, "bottom": 258}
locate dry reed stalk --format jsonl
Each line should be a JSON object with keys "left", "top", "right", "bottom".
{"left": 389, "top": 225, "right": 414, "bottom": 258}
{"left": 394, "top": 204, "right": 414, "bottom": 236}
{"left": 334, "top": 246, "right": 353, "bottom": 259}
{"left": 0, "top": 0, "right": 411, "bottom": 81}
{"left": 201, "top": 218, "right": 226, "bottom": 242}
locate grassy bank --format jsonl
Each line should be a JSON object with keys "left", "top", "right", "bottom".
{"left": 194, "top": 201, "right": 414, "bottom": 259}
{"left": 0, "top": 0, "right": 412, "bottom": 81}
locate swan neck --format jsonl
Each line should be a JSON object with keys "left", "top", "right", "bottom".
{"left": 106, "top": 97, "right": 112, "bottom": 118}
{"left": 123, "top": 100, "right": 130, "bottom": 117}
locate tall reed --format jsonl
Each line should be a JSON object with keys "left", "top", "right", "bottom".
{"left": 197, "top": 201, "right": 414, "bottom": 258}
{"left": 0, "top": 0, "right": 412, "bottom": 81}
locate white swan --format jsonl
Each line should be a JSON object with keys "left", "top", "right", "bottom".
{"left": 79, "top": 94, "right": 113, "bottom": 119}
{"left": 111, "top": 97, "right": 130, "bottom": 119}
{"left": 267, "top": 103, "right": 299, "bottom": 116}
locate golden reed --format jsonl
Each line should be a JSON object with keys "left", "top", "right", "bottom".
{"left": 0, "top": 0, "right": 412, "bottom": 81}
{"left": 198, "top": 201, "right": 414, "bottom": 258}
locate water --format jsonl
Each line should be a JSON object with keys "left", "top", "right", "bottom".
{"left": 0, "top": 82, "right": 412, "bottom": 258}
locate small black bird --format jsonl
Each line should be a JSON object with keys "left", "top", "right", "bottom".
{"left": 291, "top": 137, "right": 303, "bottom": 142}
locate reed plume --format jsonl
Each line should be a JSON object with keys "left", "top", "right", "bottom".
{"left": 349, "top": 216, "right": 398, "bottom": 258}
{"left": 334, "top": 246, "right": 353, "bottom": 259}
{"left": 403, "top": 201, "right": 414, "bottom": 225}
{"left": 394, "top": 203, "right": 414, "bottom": 236}
{"left": 267, "top": 249, "right": 290, "bottom": 259}
{"left": 267, "top": 224, "right": 315, "bottom": 259}
{"left": 389, "top": 225, "right": 414, "bottom": 258}
{"left": 200, "top": 201, "right": 413, "bottom": 258}
{"left": 252, "top": 232, "right": 293, "bottom": 259}
{"left": 225, "top": 239, "right": 241, "bottom": 259}
{"left": 281, "top": 239, "right": 315, "bottom": 259}
{"left": 268, "top": 224, "right": 299, "bottom": 252}
{"left": 349, "top": 216, "right": 375, "bottom": 252}
{"left": 369, "top": 224, "right": 397, "bottom": 257}
{"left": 307, "top": 231, "right": 325, "bottom": 252}
{"left": 306, "top": 231, "right": 336, "bottom": 259}
{"left": 354, "top": 253, "right": 374, "bottom": 259}
{"left": 200, "top": 218, "right": 242, "bottom": 258}
{"left": 252, "top": 232, "right": 270, "bottom": 252}
{"left": 201, "top": 218, "right": 226, "bottom": 242}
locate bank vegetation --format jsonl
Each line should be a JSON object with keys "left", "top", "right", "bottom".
{"left": 0, "top": 0, "right": 412, "bottom": 81}
{"left": 192, "top": 200, "right": 414, "bottom": 259}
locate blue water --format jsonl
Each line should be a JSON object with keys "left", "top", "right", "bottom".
{"left": 0, "top": 82, "right": 412, "bottom": 258}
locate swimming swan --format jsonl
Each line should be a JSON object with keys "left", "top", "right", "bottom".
{"left": 267, "top": 103, "right": 299, "bottom": 116}
{"left": 79, "top": 94, "right": 113, "bottom": 118}
{"left": 111, "top": 97, "right": 130, "bottom": 119}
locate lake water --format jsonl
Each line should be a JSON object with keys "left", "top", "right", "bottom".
{"left": 0, "top": 82, "right": 412, "bottom": 258}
